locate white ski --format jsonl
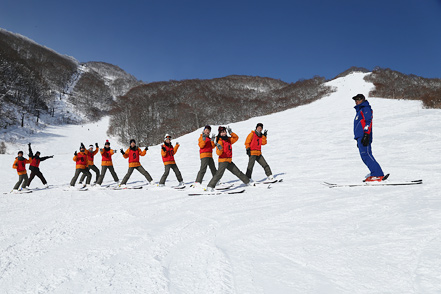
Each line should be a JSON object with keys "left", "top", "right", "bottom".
{"left": 112, "top": 185, "right": 144, "bottom": 190}
{"left": 322, "top": 179, "right": 423, "bottom": 188}
{"left": 188, "top": 188, "right": 246, "bottom": 196}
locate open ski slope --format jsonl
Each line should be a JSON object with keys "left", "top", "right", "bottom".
{"left": 1, "top": 73, "right": 440, "bottom": 293}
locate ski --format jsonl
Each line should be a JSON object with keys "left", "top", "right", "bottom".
{"left": 171, "top": 185, "right": 186, "bottom": 190}
{"left": 215, "top": 183, "right": 235, "bottom": 190}
{"left": 188, "top": 188, "right": 246, "bottom": 196}
{"left": 112, "top": 185, "right": 144, "bottom": 190}
{"left": 3, "top": 190, "right": 33, "bottom": 194}
{"left": 63, "top": 187, "right": 89, "bottom": 191}
{"left": 322, "top": 179, "right": 423, "bottom": 188}
{"left": 256, "top": 178, "right": 283, "bottom": 185}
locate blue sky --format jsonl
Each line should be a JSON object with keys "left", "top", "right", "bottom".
{"left": 1, "top": 0, "right": 440, "bottom": 83}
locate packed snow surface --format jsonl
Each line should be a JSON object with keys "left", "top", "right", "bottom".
{"left": 1, "top": 73, "right": 440, "bottom": 293}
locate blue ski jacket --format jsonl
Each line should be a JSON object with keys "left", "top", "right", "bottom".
{"left": 354, "top": 100, "right": 373, "bottom": 140}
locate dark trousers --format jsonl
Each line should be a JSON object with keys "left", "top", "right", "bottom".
{"left": 80, "top": 164, "right": 100, "bottom": 183}
{"left": 195, "top": 157, "right": 217, "bottom": 183}
{"left": 159, "top": 164, "right": 183, "bottom": 184}
{"left": 357, "top": 138, "right": 384, "bottom": 177}
{"left": 96, "top": 166, "right": 119, "bottom": 185}
{"left": 28, "top": 167, "right": 47, "bottom": 186}
{"left": 207, "top": 161, "right": 249, "bottom": 188}
{"left": 13, "top": 174, "right": 28, "bottom": 190}
{"left": 246, "top": 155, "right": 272, "bottom": 179}
{"left": 121, "top": 166, "right": 153, "bottom": 185}
{"left": 70, "top": 169, "right": 91, "bottom": 186}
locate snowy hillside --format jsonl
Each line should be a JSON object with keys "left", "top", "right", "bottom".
{"left": 1, "top": 73, "right": 440, "bottom": 293}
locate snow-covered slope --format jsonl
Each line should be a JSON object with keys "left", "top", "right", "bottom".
{"left": 1, "top": 73, "right": 440, "bottom": 293}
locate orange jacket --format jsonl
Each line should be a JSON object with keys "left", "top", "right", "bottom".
{"left": 123, "top": 147, "right": 146, "bottom": 168}
{"left": 161, "top": 143, "right": 179, "bottom": 165}
{"left": 100, "top": 148, "right": 115, "bottom": 166}
{"left": 73, "top": 150, "right": 90, "bottom": 169}
{"left": 198, "top": 134, "right": 215, "bottom": 159}
{"left": 13, "top": 158, "right": 30, "bottom": 175}
{"left": 216, "top": 132, "right": 238, "bottom": 163}
{"left": 86, "top": 148, "right": 99, "bottom": 165}
{"left": 245, "top": 131, "right": 267, "bottom": 156}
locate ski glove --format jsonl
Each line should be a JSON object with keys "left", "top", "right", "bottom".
{"left": 162, "top": 146, "right": 166, "bottom": 152}
{"left": 216, "top": 143, "right": 222, "bottom": 150}
{"left": 95, "top": 143, "right": 99, "bottom": 148}
{"left": 211, "top": 134, "right": 216, "bottom": 142}
{"left": 74, "top": 151, "right": 77, "bottom": 156}
{"left": 263, "top": 130, "right": 268, "bottom": 137}
{"left": 176, "top": 142, "right": 179, "bottom": 145}
{"left": 361, "top": 133, "right": 370, "bottom": 147}
{"left": 246, "top": 148, "right": 251, "bottom": 156}
{"left": 227, "top": 126, "right": 232, "bottom": 134}
{"left": 144, "top": 146, "right": 148, "bottom": 151}
{"left": 120, "top": 148, "right": 125, "bottom": 155}
{"left": 202, "top": 133, "right": 206, "bottom": 141}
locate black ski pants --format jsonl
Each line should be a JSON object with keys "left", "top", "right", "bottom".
{"left": 195, "top": 157, "right": 217, "bottom": 183}
{"left": 80, "top": 164, "right": 100, "bottom": 183}
{"left": 70, "top": 169, "right": 91, "bottom": 186}
{"left": 28, "top": 167, "right": 47, "bottom": 186}
{"left": 13, "top": 174, "right": 28, "bottom": 190}
{"left": 246, "top": 155, "right": 272, "bottom": 179}
{"left": 159, "top": 164, "right": 183, "bottom": 185}
{"left": 96, "top": 166, "right": 119, "bottom": 185}
{"left": 207, "top": 161, "right": 249, "bottom": 189}
{"left": 121, "top": 165, "right": 153, "bottom": 185}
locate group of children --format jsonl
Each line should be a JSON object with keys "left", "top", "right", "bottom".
{"left": 11, "top": 123, "right": 273, "bottom": 192}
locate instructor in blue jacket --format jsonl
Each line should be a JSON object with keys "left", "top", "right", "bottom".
{"left": 353, "top": 94, "right": 385, "bottom": 182}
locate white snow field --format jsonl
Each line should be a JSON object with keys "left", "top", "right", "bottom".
{"left": 1, "top": 73, "right": 440, "bottom": 293}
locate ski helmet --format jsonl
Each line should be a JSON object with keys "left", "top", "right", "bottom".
{"left": 164, "top": 134, "right": 172, "bottom": 140}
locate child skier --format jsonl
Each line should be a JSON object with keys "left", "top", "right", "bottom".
{"left": 244, "top": 123, "right": 274, "bottom": 181}
{"left": 12, "top": 150, "right": 31, "bottom": 192}
{"left": 206, "top": 126, "right": 251, "bottom": 191}
{"left": 159, "top": 134, "right": 184, "bottom": 187}
{"left": 96, "top": 140, "right": 119, "bottom": 187}
{"left": 27, "top": 143, "right": 53, "bottom": 188}
{"left": 194, "top": 125, "right": 217, "bottom": 186}
{"left": 119, "top": 139, "right": 154, "bottom": 187}
{"left": 69, "top": 143, "right": 92, "bottom": 188}
{"left": 79, "top": 143, "right": 100, "bottom": 184}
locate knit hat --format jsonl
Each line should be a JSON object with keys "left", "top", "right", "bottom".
{"left": 218, "top": 126, "right": 226, "bottom": 133}
{"left": 130, "top": 139, "right": 136, "bottom": 144}
{"left": 352, "top": 94, "right": 365, "bottom": 101}
{"left": 89, "top": 144, "right": 94, "bottom": 149}
{"left": 18, "top": 150, "right": 23, "bottom": 155}
{"left": 256, "top": 123, "right": 263, "bottom": 129}
{"left": 80, "top": 143, "right": 85, "bottom": 149}
{"left": 204, "top": 125, "right": 211, "bottom": 131}
{"left": 104, "top": 140, "right": 110, "bottom": 146}
{"left": 35, "top": 151, "right": 40, "bottom": 156}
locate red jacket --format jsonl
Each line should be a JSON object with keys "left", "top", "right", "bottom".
{"left": 13, "top": 157, "right": 30, "bottom": 175}
{"left": 198, "top": 134, "right": 215, "bottom": 159}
